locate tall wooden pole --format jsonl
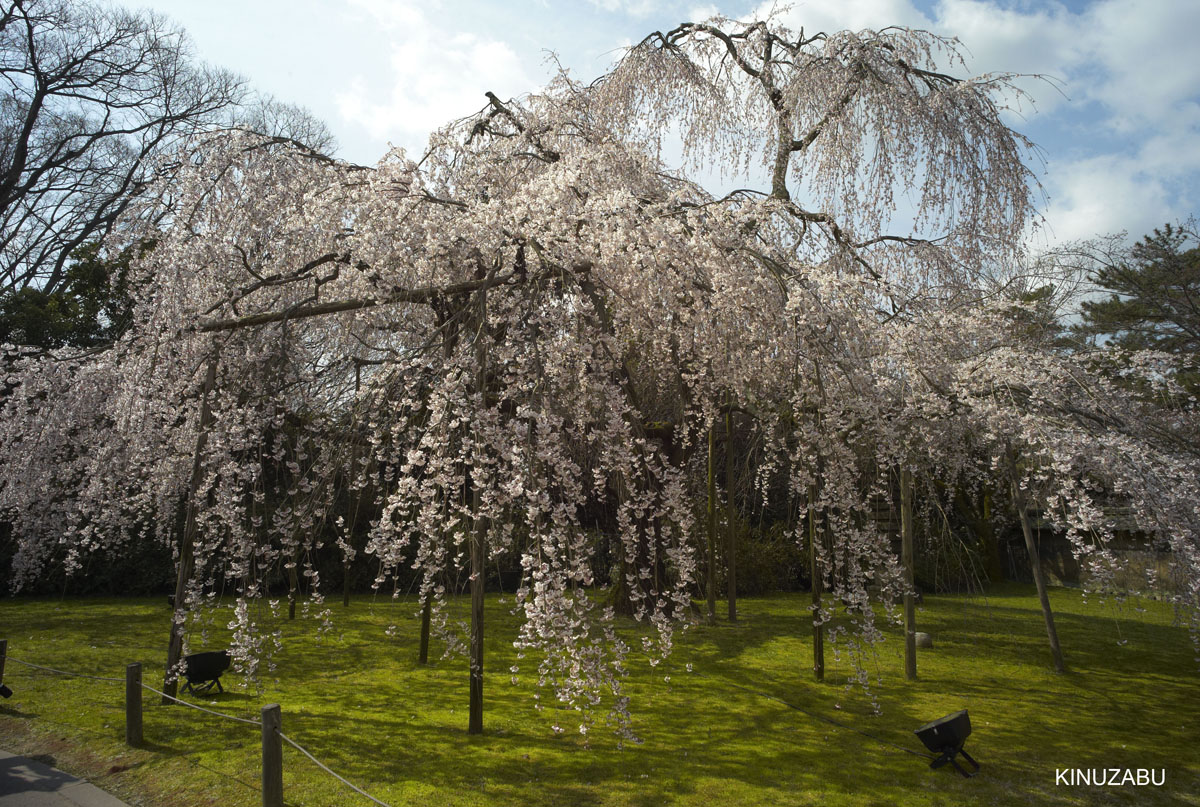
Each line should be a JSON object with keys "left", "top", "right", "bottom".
{"left": 900, "top": 468, "right": 917, "bottom": 681}
{"left": 344, "top": 363, "right": 362, "bottom": 608}
{"left": 809, "top": 485, "right": 824, "bottom": 681}
{"left": 725, "top": 408, "right": 737, "bottom": 623}
{"left": 706, "top": 424, "right": 717, "bottom": 624}
{"left": 164, "top": 356, "right": 217, "bottom": 703}
{"left": 468, "top": 288, "right": 487, "bottom": 735}
{"left": 1010, "top": 461, "right": 1066, "bottom": 673}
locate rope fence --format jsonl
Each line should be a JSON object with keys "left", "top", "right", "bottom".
{"left": 0, "top": 640, "right": 393, "bottom": 807}
{"left": 2, "top": 639, "right": 940, "bottom": 803}
{"left": 2, "top": 655, "right": 126, "bottom": 684}
{"left": 278, "top": 731, "right": 393, "bottom": 807}
{"left": 140, "top": 682, "right": 264, "bottom": 726}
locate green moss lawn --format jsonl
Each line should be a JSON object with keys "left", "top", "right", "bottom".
{"left": 1, "top": 585, "right": 1197, "bottom": 806}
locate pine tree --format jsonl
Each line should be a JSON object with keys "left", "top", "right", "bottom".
{"left": 1076, "top": 224, "right": 1200, "bottom": 353}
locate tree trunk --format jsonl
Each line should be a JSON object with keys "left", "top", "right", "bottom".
{"left": 1010, "top": 467, "right": 1066, "bottom": 673}
{"left": 725, "top": 408, "right": 737, "bottom": 623}
{"left": 900, "top": 468, "right": 917, "bottom": 681}
{"left": 163, "top": 356, "right": 217, "bottom": 704}
{"left": 809, "top": 485, "right": 824, "bottom": 682}
{"left": 706, "top": 423, "right": 717, "bottom": 624}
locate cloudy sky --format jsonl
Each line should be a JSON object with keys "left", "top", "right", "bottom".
{"left": 139, "top": 0, "right": 1199, "bottom": 248}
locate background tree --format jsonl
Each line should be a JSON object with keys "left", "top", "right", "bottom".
{"left": 0, "top": 238, "right": 142, "bottom": 348}
{"left": 1070, "top": 222, "right": 1200, "bottom": 396}
{"left": 0, "top": 0, "right": 242, "bottom": 295}
{"left": 0, "top": 0, "right": 336, "bottom": 306}
{"left": 1075, "top": 223, "right": 1200, "bottom": 353}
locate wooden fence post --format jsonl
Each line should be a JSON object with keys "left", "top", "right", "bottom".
{"left": 261, "top": 704, "right": 283, "bottom": 807}
{"left": 125, "top": 663, "right": 143, "bottom": 746}
{"left": 0, "top": 638, "right": 9, "bottom": 699}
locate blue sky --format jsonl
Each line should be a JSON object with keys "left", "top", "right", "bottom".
{"left": 139, "top": 0, "right": 1199, "bottom": 249}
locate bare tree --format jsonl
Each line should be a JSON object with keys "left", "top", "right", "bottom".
{"left": 0, "top": 0, "right": 243, "bottom": 295}
{"left": 234, "top": 94, "right": 337, "bottom": 156}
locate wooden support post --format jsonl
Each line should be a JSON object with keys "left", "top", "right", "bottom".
{"left": 809, "top": 486, "right": 824, "bottom": 682}
{"left": 900, "top": 469, "right": 917, "bottom": 681}
{"left": 725, "top": 408, "right": 737, "bottom": 623}
{"left": 1010, "top": 469, "right": 1066, "bottom": 674}
{"left": 125, "top": 663, "right": 143, "bottom": 746}
{"left": 0, "top": 639, "right": 8, "bottom": 700}
{"left": 706, "top": 424, "right": 717, "bottom": 624}
{"left": 345, "top": 364, "right": 362, "bottom": 609}
{"left": 261, "top": 704, "right": 283, "bottom": 807}
{"left": 468, "top": 509, "right": 485, "bottom": 734}
{"left": 467, "top": 286, "right": 487, "bottom": 736}
{"left": 164, "top": 357, "right": 217, "bottom": 704}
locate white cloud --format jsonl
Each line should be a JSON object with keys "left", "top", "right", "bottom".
{"left": 336, "top": 0, "right": 536, "bottom": 155}
{"left": 1025, "top": 0, "right": 1200, "bottom": 241}
{"left": 935, "top": 1, "right": 1078, "bottom": 71}
{"left": 931, "top": 0, "right": 1080, "bottom": 117}
{"left": 1077, "top": 0, "right": 1200, "bottom": 130}
{"left": 1044, "top": 154, "right": 1171, "bottom": 243}
{"left": 687, "top": 4, "right": 721, "bottom": 22}
{"left": 758, "top": 0, "right": 930, "bottom": 34}
{"left": 1044, "top": 108, "right": 1200, "bottom": 243}
{"left": 342, "top": 0, "right": 428, "bottom": 30}
{"left": 588, "top": 0, "right": 660, "bottom": 17}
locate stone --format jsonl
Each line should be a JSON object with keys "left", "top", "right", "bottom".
{"left": 915, "top": 632, "right": 934, "bottom": 648}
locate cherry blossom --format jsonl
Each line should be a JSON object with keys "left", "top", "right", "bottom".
{"left": 2, "top": 16, "right": 1196, "bottom": 737}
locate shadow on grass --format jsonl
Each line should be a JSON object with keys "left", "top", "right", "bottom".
{"left": 0, "top": 705, "right": 39, "bottom": 720}
{"left": 1, "top": 587, "right": 1197, "bottom": 807}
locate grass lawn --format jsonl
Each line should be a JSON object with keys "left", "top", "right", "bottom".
{"left": 1, "top": 584, "right": 1197, "bottom": 806}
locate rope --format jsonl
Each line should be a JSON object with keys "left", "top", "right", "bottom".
{"left": 2, "top": 656, "right": 125, "bottom": 684}
{"left": 139, "top": 683, "right": 263, "bottom": 726}
{"left": 3, "top": 653, "right": 261, "bottom": 725}
{"left": 277, "top": 730, "right": 394, "bottom": 807}
{"left": 4, "top": 652, "right": 392, "bottom": 805}
{"left": 687, "top": 667, "right": 936, "bottom": 760}
{"left": 5, "top": 650, "right": 933, "bottom": 763}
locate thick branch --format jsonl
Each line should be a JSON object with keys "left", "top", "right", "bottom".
{"left": 195, "top": 272, "right": 517, "bottom": 332}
